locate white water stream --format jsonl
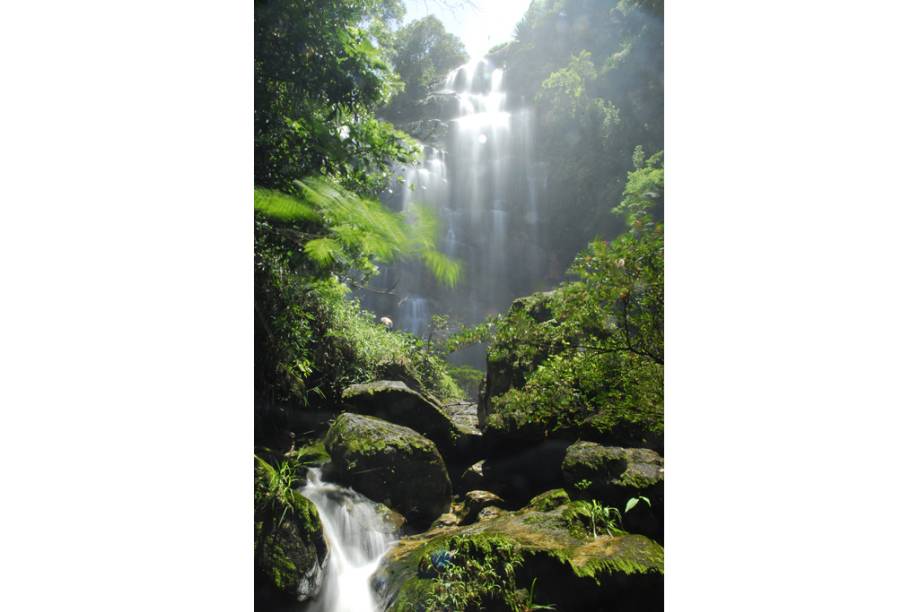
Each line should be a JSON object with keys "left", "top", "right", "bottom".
{"left": 301, "top": 468, "right": 398, "bottom": 612}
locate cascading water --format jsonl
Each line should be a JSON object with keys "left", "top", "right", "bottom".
{"left": 301, "top": 468, "right": 397, "bottom": 612}
{"left": 362, "top": 57, "right": 549, "bottom": 366}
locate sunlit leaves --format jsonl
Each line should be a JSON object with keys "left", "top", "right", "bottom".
{"left": 255, "top": 0, "right": 417, "bottom": 190}
{"left": 422, "top": 250, "right": 461, "bottom": 288}
{"left": 616, "top": 146, "right": 663, "bottom": 220}
{"left": 255, "top": 177, "right": 460, "bottom": 286}
{"left": 254, "top": 189, "right": 321, "bottom": 224}
{"left": 404, "top": 203, "right": 440, "bottom": 251}
{"left": 303, "top": 237, "right": 345, "bottom": 266}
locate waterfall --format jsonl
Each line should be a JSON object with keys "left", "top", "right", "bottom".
{"left": 301, "top": 468, "right": 397, "bottom": 612}
{"left": 362, "top": 57, "right": 548, "bottom": 365}
{"left": 398, "top": 295, "right": 430, "bottom": 337}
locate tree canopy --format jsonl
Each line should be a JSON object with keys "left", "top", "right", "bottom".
{"left": 381, "top": 15, "right": 468, "bottom": 123}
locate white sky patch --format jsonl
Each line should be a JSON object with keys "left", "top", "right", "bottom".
{"left": 403, "top": 0, "right": 533, "bottom": 58}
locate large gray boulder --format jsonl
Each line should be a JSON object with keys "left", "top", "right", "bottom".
{"left": 342, "top": 380, "right": 480, "bottom": 461}
{"left": 324, "top": 413, "right": 452, "bottom": 525}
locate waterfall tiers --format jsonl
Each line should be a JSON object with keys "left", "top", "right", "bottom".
{"left": 362, "top": 58, "right": 549, "bottom": 365}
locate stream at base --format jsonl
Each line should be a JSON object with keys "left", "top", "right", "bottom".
{"left": 301, "top": 468, "right": 397, "bottom": 612}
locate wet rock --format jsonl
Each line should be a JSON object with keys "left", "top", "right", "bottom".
{"left": 525, "top": 488, "right": 571, "bottom": 512}
{"left": 254, "top": 457, "right": 327, "bottom": 603}
{"left": 441, "top": 400, "right": 480, "bottom": 434}
{"left": 431, "top": 512, "right": 462, "bottom": 528}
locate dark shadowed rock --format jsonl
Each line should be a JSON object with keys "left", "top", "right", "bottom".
{"left": 562, "top": 441, "right": 664, "bottom": 541}
{"left": 476, "top": 439, "right": 571, "bottom": 505}
{"left": 459, "top": 459, "right": 486, "bottom": 492}
{"left": 460, "top": 490, "right": 504, "bottom": 524}
{"left": 254, "top": 457, "right": 327, "bottom": 604}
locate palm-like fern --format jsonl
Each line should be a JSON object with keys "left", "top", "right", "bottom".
{"left": 255, "top": 177, "right": 460, "bottom": 286}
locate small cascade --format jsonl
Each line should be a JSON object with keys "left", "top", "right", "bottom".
{"left": 398, "top": 295, "right": 430, "bottom": 337}
{"left": 302, "top": 468, "right": 397, "bottom": 612}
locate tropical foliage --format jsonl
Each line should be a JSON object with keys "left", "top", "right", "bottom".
{"left": 483, "top": 149, "right": 664, "bottom": 447}
{"left": 423, "top": 535, "right": 524, "bottom": 612}
{"left": 382, "top": 15, "right": 468, "bottom": 123}
{"left": 254, "top": 0, "right": 466, "bottom": 439}
{"left": 490, "top": 0, "right": 663, "bottom": 273}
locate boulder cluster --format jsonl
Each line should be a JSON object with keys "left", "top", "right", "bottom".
{"left": 319, "top": 374, "right": 665, "bottom": 611}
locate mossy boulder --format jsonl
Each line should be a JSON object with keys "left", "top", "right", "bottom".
{"left": 526, "top": 488, "right": 571, "bottom": 512}
{"left": 324, "top": 413, "right": 452, "bottom": 525}
{"left": 254, "top": 457, "right": 327, "bottom": 603}
{"left": 372, "top": 495, "right": 663, "bottom": 611}
{"left": 342, "top": 380, "right": 480, "bottom": 461}
{"left": 562, "top": 442, "right": 664, "bottom": 542}
{"left": 479, "top": 291, "right": 557, "bottom": 429}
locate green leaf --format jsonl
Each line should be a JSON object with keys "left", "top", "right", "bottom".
{"left": 422, "top": 250, "right": 461, "bottom": 287}
{"left": 303, "top": 237, "right": 344, "bottom": 266}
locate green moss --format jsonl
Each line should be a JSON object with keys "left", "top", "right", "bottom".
{"left": 324, "top": 412, "right": 452, "bottom": 523}
{"left": 254, "top": 455, "right": 325, "bottom": 598}
{"left": 617, "top": 469, "right": 658, "bottom": 489}
{"left": 569, "top": 535, "right": 664, "bottom": 581}
{"left": 292, "top": 439, "right": 330, "bottom": 467}
{"left": 326, "top": 412, "right": 436, "bottom": 460}
{"left": 527, "top": 488, "right": 571, "bottom": 512}
{"left": 378, "top": 500, "right": 663, "bottom": 610}
{"left": 560, "top": 503, "right": 592, "bottom": 539}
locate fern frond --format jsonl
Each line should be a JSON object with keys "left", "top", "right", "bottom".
{"left": 254, "top": 189, "right": 321, "bottom": 224}
{"left": 303, "top": 237, "right": 344, "bottom": 266}
{"left": 422, "top": 250, "right": 462, "bottom": 287}
{"left": 404, "top": 203, "right": 440, "bottom": 251}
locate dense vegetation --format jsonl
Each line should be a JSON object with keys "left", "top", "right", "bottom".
{"left": 481, "top": 148, "right": 663, "bottom": 450}
{"left": 254, "top": 1, "right": 663, "bottom": 609}
{"left": 491, "top": 0, "right": 663, "bottom": 276}
{"left": 380, "top": 15, "right": 468, "bottom": 123}
{"left": 254, "top": 0, "right": 467, "bottom": 442}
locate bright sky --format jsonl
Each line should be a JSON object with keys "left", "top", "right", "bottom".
{"left": 403, "top": 0, "right": 534, "bottom": 58}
